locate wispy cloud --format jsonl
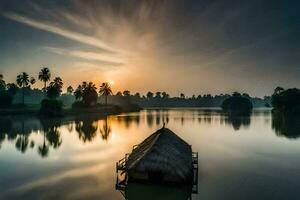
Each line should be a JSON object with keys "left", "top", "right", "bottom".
{"left": 3, "top": 12, "right": 119, "bottom": 53}
{"left": 45, "top": 47, "right": 125, "bottom": 66}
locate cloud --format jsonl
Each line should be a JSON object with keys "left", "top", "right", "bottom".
{"left": 2, "top": 12, "right": 119, "bottom": 53}
{"left": 45, "top": 47, "right": 125, "bottom": 66}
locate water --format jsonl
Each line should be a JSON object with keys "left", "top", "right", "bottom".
{"left": 0, "top": 108, "right": 300, "bottom": 200}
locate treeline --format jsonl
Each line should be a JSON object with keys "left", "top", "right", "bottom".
{"left": 103, "top": 91, "right": 270, "bottom": 108}
{"left": 0, "top": 68, "right": 271, "bottom": 109}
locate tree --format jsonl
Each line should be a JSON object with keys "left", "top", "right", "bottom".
{"left": 116, "top": 91, "right": 122, "bottom": 96}
{"left": 155, "top": 92, "right": 161, "bottom": 98}
{"left": 46, "top": 77, "right": 63, "bottom": 99}
{"left": 162, "top": 92, "right": 169, "bottom": 99}
{"left": 0, "top": 74, "right": 5, "bottom": 92}
{"left": 7, "top": 83, "right": 18, "bottom": 96}
{"left": 99, "top": 82, "right": 112, "bottom": 105}
{"left": 74, "top": 85, "right": 83, "bottom": 100}
{"left": 30, "top": 77, "right": 36, "bottom": 85}
{"left": 146, "top": 91, "right": 153, "bottom": 99}
{"left": 221, "top": 93, "right": 253, "bottom": 115}
{"left": 180, "top": 93, "right": 185, "bottom": 99}
{"left": 123, "top": 90, "right": 130, "bottom": 97}
{"left": 67, "top": 86, "right": 74, "bottom": 95}
{"left": 16, "top": 72, "right": 33, "bottom": 105}
{"left": 38, "top": 67, "right": 51, "bottom": 91}
{"left": 74, "top": 82, "right": 98, "bottom": 107}
{"left": 274, "top": 86, "right": 284, "bottom": 95}
{"left": 134, "top": 92, "right": 141, "bottom": 98}
{"left": 272, "top": 88, "right": 300, "bottom": 113}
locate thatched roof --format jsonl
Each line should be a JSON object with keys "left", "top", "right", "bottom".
{"left": 125, "top": 128, "right": 193, "bottom": 182}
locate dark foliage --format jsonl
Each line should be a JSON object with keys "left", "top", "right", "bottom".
{"left": 221, "top": 93, "right": 253, "bottom": 115}
{"left": 272, "top": 87, "right": 300, "bottom": 114}
{"left": 40, "top": 99, "right": 63, "bottom": 117}
{"left": 74, "top": 82, "right": 98, "bottom": 107}
{"left": 0, "top": 92, "right": 13, "bottom": 107}
{"left": 272, "top": 110, "right": 300, "bottom": 139}
{"left": 72, "top": 101, "right": 87, "bottom": 108}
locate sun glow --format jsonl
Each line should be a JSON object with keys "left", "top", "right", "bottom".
{"left": 109, "top": 80, "right": 115, "bottom": 85}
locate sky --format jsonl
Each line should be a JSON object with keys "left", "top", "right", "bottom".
{"left": 0, "top": 0, "right": 299, "bottom": 97}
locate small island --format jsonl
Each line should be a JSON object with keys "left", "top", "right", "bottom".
{"left": 221, "top": 92, "right": 253, "bottom": 115}
{"left": 271, "top": 87, "right": 300, "bottom": 138}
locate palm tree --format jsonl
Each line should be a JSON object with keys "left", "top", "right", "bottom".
{"left": 38, "top": 67, "right": 51, "bottom": 91}
{"left": 47, "top": 77, "right": 63, "bottom": 99}
{"left": 67, "top": 86, "right": 74, "bottom": 95}
{"left": 99, "top": 82, "right": 112, "bottom": 105}
{"left": 16, "top": 72, "right": 30, "bottom": 105}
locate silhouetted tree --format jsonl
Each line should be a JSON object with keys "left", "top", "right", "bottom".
{"left": 99, "top": 82, "right": 112, "bottom": 105}
{"left": 0, "top": 74, "right": 5, "bottom": 92}
{"left": 162, "top": 92, "right": 169, "bottom": 99}
{"left": 74, "top": 82, "right": 98, "bottom": 107}
{"left": 146, "top": 91, "right": 153, "bottom": 99}
{"left": 222, "top": 92, "right": 253, "bottom": 115}
{"left": 46, "top": 77, "right": 63, "bottom": 99}
{"left": 7, "top": 83, "right": 18, "bottom": 96}
{"left": 16, "top": 72, "right": 35, "bottom": 105}
{"left": 180, "top": 93, "right": 185, "bottom": 99}
{"left": 272, "top": 87, "right": 300, "bottom": 113}
{"left": 67, "top": 86, "right": 74, "bottom": 95}
{"left": 155, "top": 92, "right": 161, "bottom": 99}
{"left": 123, "top": 90, "right": 130, "bottom": 97}
{"left": 38, "top": 67, "right": 51, "bottom": 91}
{"left": 74, "top": 85, "right": 83, "bottom": 100}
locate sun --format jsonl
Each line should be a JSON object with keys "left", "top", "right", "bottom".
{"left": 109, "top": 80, "right": 115, "bottom": 85}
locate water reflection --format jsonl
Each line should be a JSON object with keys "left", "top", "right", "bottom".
{"left": 100, "top": 116, "right": 112, "bottom": 141}
{"left": 75, "top": 117, "right": 98, "bottom": 143}
{"left": 0, "top": 109, "right": 297, "bottom": 159}
{"left": 117, "top": 183, "right": 194, "bottom": 200}
{"left": 224, "top": 113, "right": 251, "bottom": 130}
{"left": 272, "top": 111, "right": 300, "bottom": 139}
{"left": 1, "top": 109, "right": 300, "bottom": 200}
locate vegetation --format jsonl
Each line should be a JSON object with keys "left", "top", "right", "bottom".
{"left": 221, "top": 92, "right": 253, "bottom": 115}
{"left": 0, "top": 68, "right": 286, "bottom": 118}
{"left": 270, "top": 87, "right": 300, "bottom": 138}
{"left": 16, "top": 72, "right": 35, "bottom": 105}
{"left": 0, "top": 74, "right": 17, "bottom": 107}
{"left": 38, "top": 67, "right": 51, "bottom": 91}
{"left": 40, "top": 99, "right": 63, "bottom": 117}
{"left": 272, "top": 87, "right": 300, "bottom": 114}
{"left": 74, "top": 82, "right": 98, "bottom": 107}
{"left": 99, "top": 82, "right": 112, "bottom": 106}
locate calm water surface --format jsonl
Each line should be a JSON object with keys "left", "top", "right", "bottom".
{"left": 0, "top": 108, "right": 300, "bottom": 200}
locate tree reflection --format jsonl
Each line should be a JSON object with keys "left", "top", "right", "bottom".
{"left": 272, "top": 111, "right": 300, "bottom": 139}
{"left": 15, "top": 120, "right": 30, "bottom": 153}
{"left": 100, "top": 116, "right": 111, "bottom": 141}
{"left": 36, "top": 119, "right": 63, "bottom": 158}
{"left": 75, "top": 118, "right": 98, "bottom": 143}
{"left": 0, "top": 118, "right": 12, "bottom": 149}
{"left": 38, "top": 131, "right": 49, "bottom": 158}
{"left": 146, "top": 110, "right": 154, "bottom": 127}
{"left": 224, "top": 111, "right": 251, "bottom": 131}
